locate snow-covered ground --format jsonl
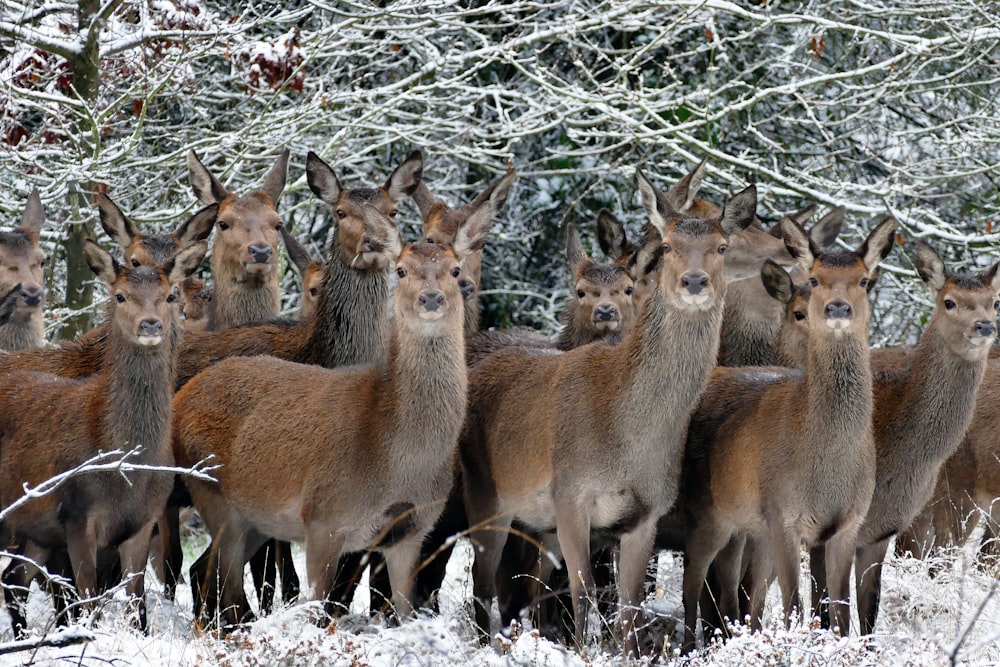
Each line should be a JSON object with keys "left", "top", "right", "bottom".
{"left": 1, "top": 536, "right": 998, "bottom": 666}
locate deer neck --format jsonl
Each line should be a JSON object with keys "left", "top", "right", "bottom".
{"left": 0, "top": 315, "right": 44, "bottom": 352}
{"left": 804, "top": 329, "right": 872, "bottom": 449}
{"left": 305, "top": 238, "right": 391, "bottom": 368}
{"left": 897, "top": 324, "right": 988, "bottom": 462}
{"left": 209, "top": 264, "right": 281, "bottom": 330}
{"left": 101, "top": 316, "right": 178, "bottom": 463}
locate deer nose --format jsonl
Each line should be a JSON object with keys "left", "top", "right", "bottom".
{"left": 825, "top": 301, "right": 852, "bottom": 319}
{"left": 248, "top": 243, "right": 273, "bottom": 263}
{"left": 594, "top": 304, "right": 619, "bottom": 321}
{"left": 681, "top": 271, "right": 710, "bottom": 295}
{"left": 419, "top": 290, "right": 445, "bottom": 311}
{"left": 139, "top": 319, "right": 163, "bottom": 337}
{"left": 975, "top": 320, "right": 996, "bottom": 337}
{"left": 20, "top": 285, "right": 43, "bottom": 306}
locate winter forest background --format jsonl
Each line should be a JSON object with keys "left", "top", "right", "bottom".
{"left": 3, "top": 1, "right": 1000, "bottom": 665}
{"left": 4, "top": 0, "right": 1000, "bottom": 343}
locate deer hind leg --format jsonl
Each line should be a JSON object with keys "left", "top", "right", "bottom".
{"left": 118, "top": 520, "right": 156, "bottom": 633}
{"left": 854, "top": 538, "right": 889, "bottom": 635}
{"left": 2, "top": 540, "right": 52, "bottom": 637}
{"left": 617, "top": 516, "right": 657, "bottom": 659}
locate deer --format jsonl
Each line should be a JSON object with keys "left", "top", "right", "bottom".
{"left": 0, "top": 239, "right": 205, "bottom": 636}
{"left": 280, "top": 226, "right": 325, "bottom": 318}
{"left": 165, "top": 150, "right": 424, "bottom": 616}
{"left": 171, "top": 207, "right": 483, "bottom": 630}
{"left": 0, "top": 189, "right": 47, "bottom": 352}
{"left": 185, "top": 148, "right": 289, "bottom": 331}
{"left": 676, "top": 215, "right": 896, "bottom": 652}
{"left": 460, "top": 168, "right": 758, "bottom": 658}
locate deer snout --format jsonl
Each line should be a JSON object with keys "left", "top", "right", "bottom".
{"left": 19, "top": 285, "right": 43, "bottom": 307}
{"left": 419, "top": 290, "right": 446, "bottom": 319}
{"left": 137, "top": 318, "right": 164, "bottom": 345}
{"left": 247, "top": 243, "right": 273, "bottom": 265}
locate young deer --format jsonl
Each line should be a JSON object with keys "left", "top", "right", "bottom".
{"left": 0, "top": 240, "right": 205, "bottom": 636}
{"left": 0, "top": 189, "right": 47, "bottom": 352}
{"left": 461, "top": 170, "right": 758, "bottom": 657}
{"left": 677, "top": 216, "right": 896, "bottom": 651}
{"left": 280, "top": 226, "right": 325, "bottom": 318}
{"left": 186, "top": 148, "right": 289, "bottom": 330}
{"left": 172, "top": 212, "right": 482, "bottom": 629}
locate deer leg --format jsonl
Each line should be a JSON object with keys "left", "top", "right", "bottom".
{"left": 854, "top": 538, "right": 889, "bottom": 635}
{"left": 118, "top": 521, "right": 155, "bottom": 633}
{"left": 768, "top": 523, "right": 802, "bottom": 629}
{"left": 617, "top": 516, "right": 657, "bottom": 659}
{"left": 681, "top": 523, "right": 732, "bottom": 653}
{"left": 554, "top": 508, "right": 594, "bottom": 650}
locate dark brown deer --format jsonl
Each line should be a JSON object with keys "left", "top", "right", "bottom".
{"left": 0, "top": 240, "right": 204, "bottom": 636}
{"left": 0, "top": 189, "right": 47, "bottom": 352}
{"left": 461, "top": 170, "right": 758, "bottom": 657}
{"left": 186, "top": 148, "right": 289, "bottom": 330}
{"left": 280, "top": 226, "right": 325, "bottom": 318}
{"left": 677, "top": 216, "right": 896, "bottom": 652}
{"left": 172, "top": 211, "right": 484, "bottom": 629}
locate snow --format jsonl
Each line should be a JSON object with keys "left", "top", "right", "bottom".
{"left": 1, "top": 537, "right": 999, "bottom": 666}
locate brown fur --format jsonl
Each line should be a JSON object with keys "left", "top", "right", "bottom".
{"left": 0, "top": 189, "right": 47, "bottom": 352}
{"left": 186, "top": 149, "right": 289, "bottom": 330}
{"left": 0, "top": 241, "right": 204, "bottom": 636}
{"left": 677, "top": 216, "right": 896, "bottom": 651}
{"left": 461, "top": 170, "right": 758, "bottom": 657}
{"left": 172, "top": 235, "right": 475, "bottom": 629}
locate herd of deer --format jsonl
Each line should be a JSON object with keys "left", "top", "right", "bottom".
{"left": 1, "top": 149, "right": 999, "bottom": 658}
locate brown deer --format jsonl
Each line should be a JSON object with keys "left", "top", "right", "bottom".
{"left": 0, "top": 239, "right": 205, "bottom": 636}
{"left": 461, "top": 169, "right": 758, "bottom": 657}
{"left": 280, "top": 226, "right": 325, "bottom": 318}
{"left": 677, "top": 215, "right": 896, "bottom": 652}
{"left": 412, "top": 167, "right": 516, "bottom": 334}
{"left": 0, "top": 189, "right": 47, "bottom": 352}
{"left": 186, "top": 148, "right": 289, "bottom": 330}
{"left": 172, "top": 211, "right": 483, "bottom": 629}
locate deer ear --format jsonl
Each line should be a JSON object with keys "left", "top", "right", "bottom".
{"left": 760, "top": 259, "right": 794, "bottom": 306}
{"left": 281, "top": 227, "right": 313, "bottom": 277}
{"left": 95, "top": 193, "right": 139, "bottom": 248}
{"left": 858, "top": 216, "right": 898, "bottom": 271}
{"left": 596, "top": 209, "right": 627, "bottom": 260}
{"left": 19, "top": 188, "right": 44, "bottom": 239}
{"left": 780, "top": 216, "right": 816, "bottom": 276}
{"left": 187, "top": 149, "right": 229, "bottom": 205}
{"left": 259, "top": 148, "right": 290, "bottom": 204}
{"left": 665, "top": 157, "right": 708, "bottom": 213}
{"left": 166, "top": 240, "right": 209, "bottom": 284}
{"left": 914, "top": 241, "right": 946, "bottom": 291}
{"left": 306, "top": 152, "right": 343, "bottom": 206}
{"left": 83, "top": 240, "right": 120, "bottom": 286}
{"left": 636, "top": 168, "right": 680, "bottom": 235}
{"left": 385, "top": 150, "right": 424, "bottom": 203}
{"left": 809, "top": 206, "right": 845, "bottom": 249}
{"left": 175, "top": 203, "right": 218, "bottom": 246}
{"left": 718, "top": 185, "right": 757, "bottom": 236}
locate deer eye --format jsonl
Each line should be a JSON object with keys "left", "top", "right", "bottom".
{"left": 397, "top": 267, "right": 407, "bottom": 278}
{"left": 450, "top": 267, "right": 461, "bottom": 278}
{"left": 218, "top": 220, "right": 230, "bottom": 231}
{"left": 131, "top": 259, "right": 141, "bottom": 267}
{"left": 625, "top": 286, "right": 633, "bottom": 296}
{"left": 717, "top": 244, "right": 727, "bottom": 255}
{"left": 336, "top": 210, "right": 347, "bottom": 219}
{"left": 115, "top": 294, "right": 126, "bottom": 303}
{"left": 576, "top": 289, "right": 585, "bottom": 299}
{"left": 793, "top": 311, "right": 806, "bottom": 321}
{"left": 810, "top": 277, "right": 819, "bottom": 287}
{"left": 944, "top": 299, "right": 956, "bottom": 310}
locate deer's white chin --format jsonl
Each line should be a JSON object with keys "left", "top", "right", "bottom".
{"left": 137, "top": 335, "right": 162, "bottom": 346}
{"left": 418, "top": 310, "right": 444, "bottom": 321}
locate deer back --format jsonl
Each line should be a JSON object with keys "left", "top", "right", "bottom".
{"left": 0, "top": 189, "right": 47, "bottom": 351}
